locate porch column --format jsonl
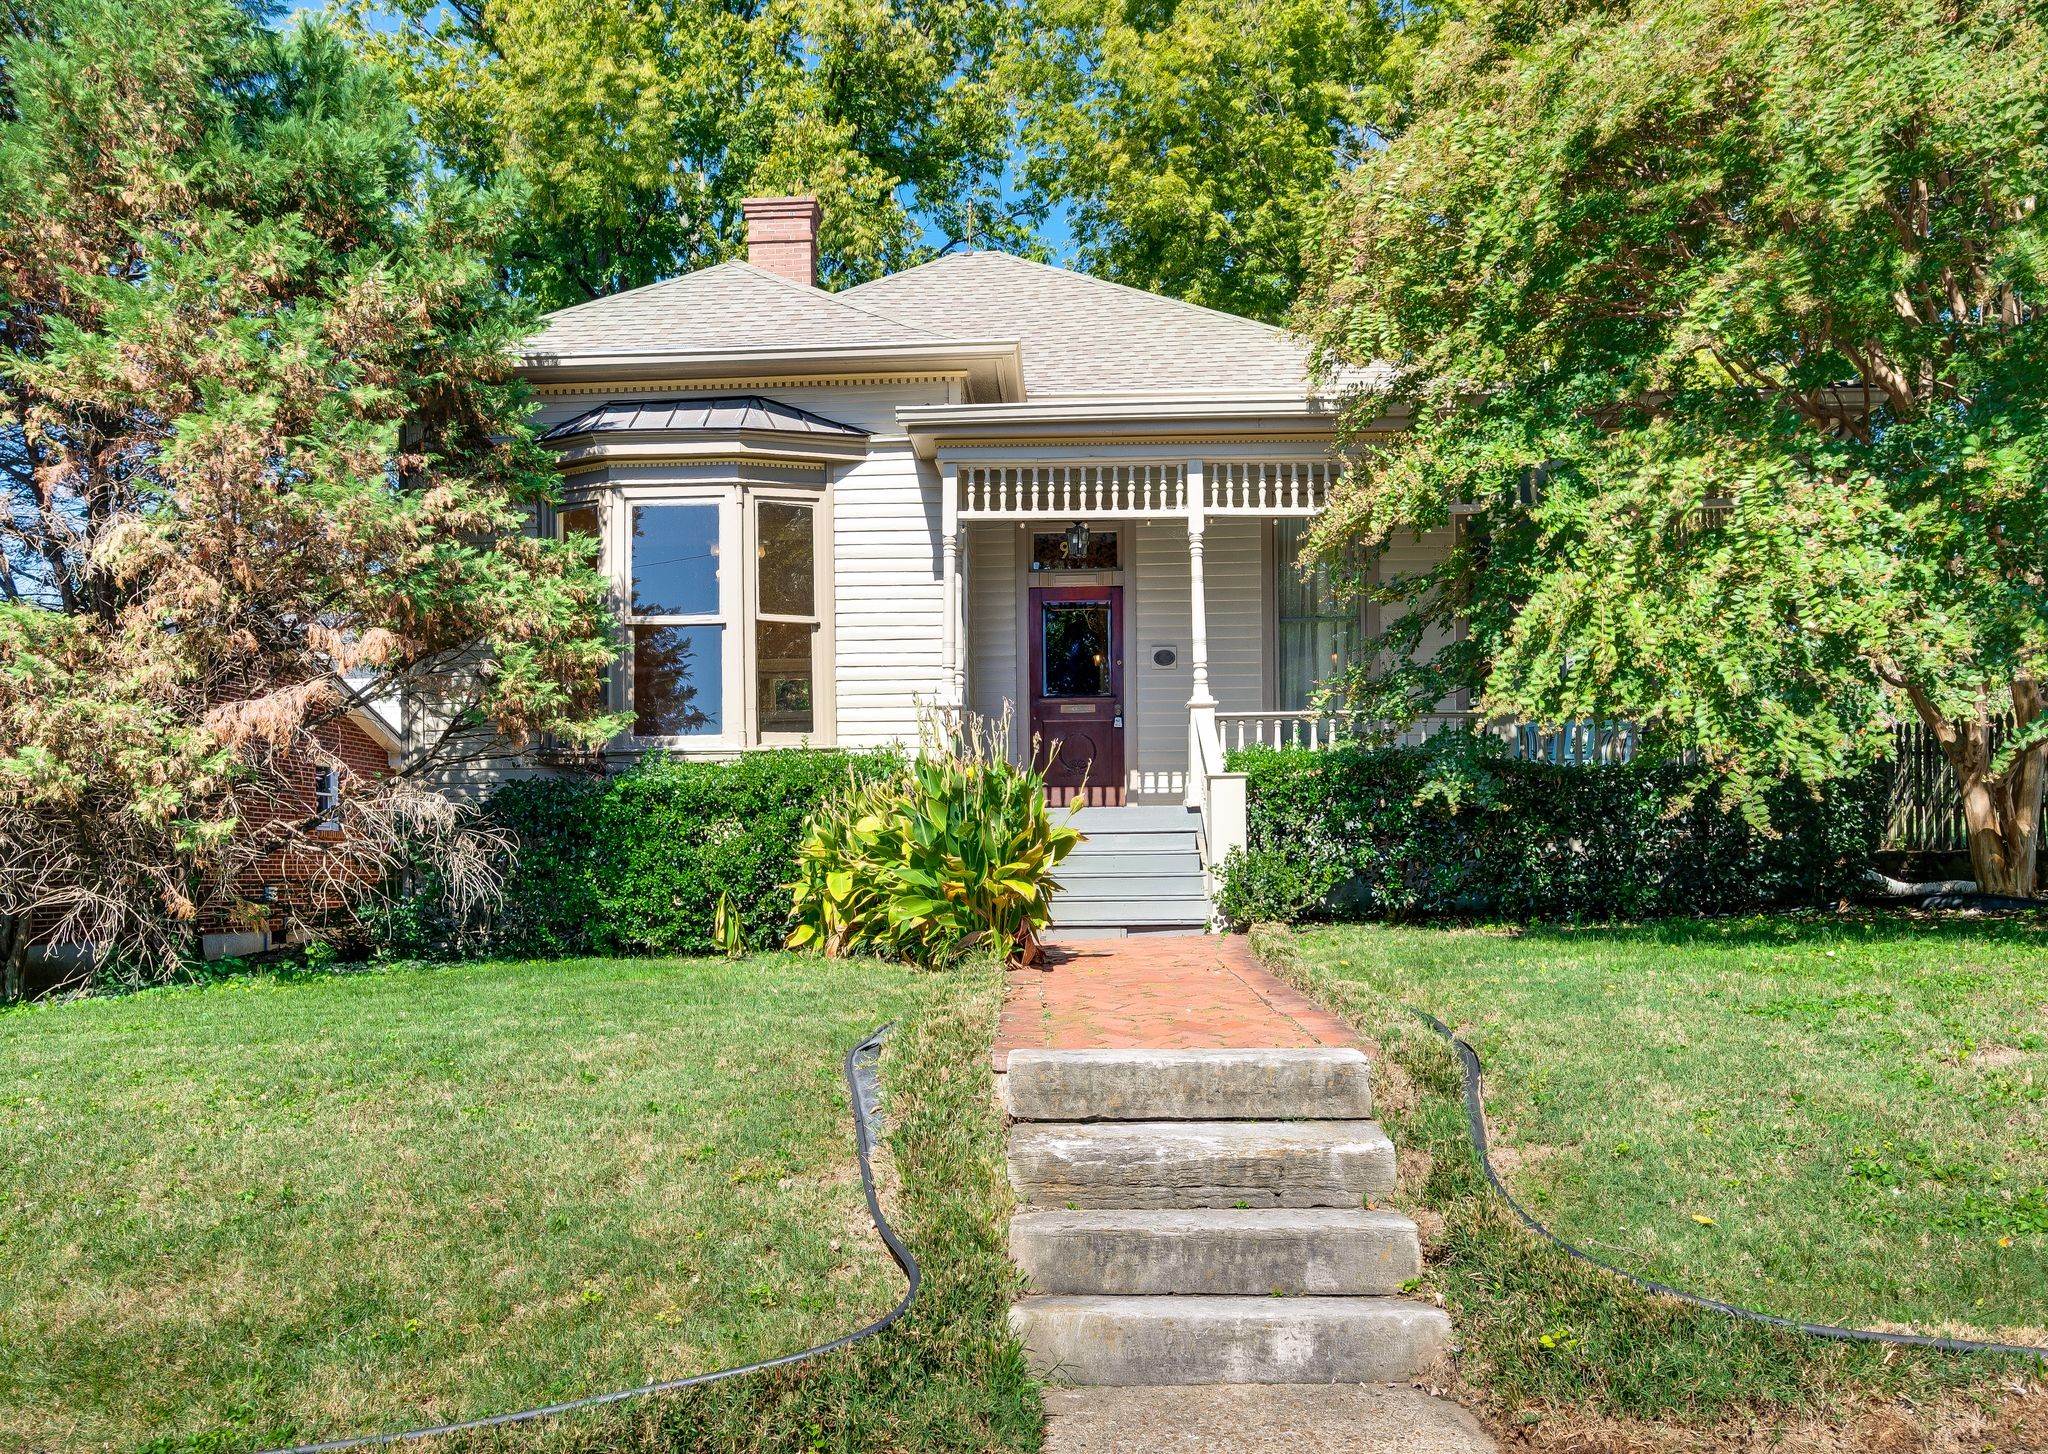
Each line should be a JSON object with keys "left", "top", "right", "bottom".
{"left": 1185, "top": 458, "right": 1214, "bottom": 709}
{"left": 940, "top": 460, "right": 963, "bottom": 707}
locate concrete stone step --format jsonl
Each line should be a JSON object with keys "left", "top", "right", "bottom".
{"left": 1005, "top": 1048, "right": 1373, "bottom": 1122}
{"left": 1009, "top": 1121, "right": 1396, "bottom": 1208}
{"left": 1010, "top": 1208, "right": 1421, "bottom": 1295}
{"left": 1052, "top": 897, "right": 1210, "bottom": 928}
{"left": 1068, "top": 806, "right": 1205, "bottom": 831}
{"left": 1010, "top": 1295, "right": 1451, "bottom": 1386}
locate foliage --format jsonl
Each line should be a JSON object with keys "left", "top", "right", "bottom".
{"left": 1297, "top": 0, "right": 2048, "bottom": 893}
{"left": 789, "top": 715, "right": 1081, "bottom": 967}
{"left": 336, "top": 0, "right": 1030, "bottom": 307}
{"left": 1263, "top": 918, "right": 2046, "bottom": 1433}
{"left": 1006, "top": 0, "right": 1431, "bottom": 323}
{"left": 1216, "top": 733, "right": 1886, "bottom": 927}
{"left": 0, "top": 1, "right": 621, "bottom": 981}
{"left": 386, "top": 749, "right": 896, "bottom": 961}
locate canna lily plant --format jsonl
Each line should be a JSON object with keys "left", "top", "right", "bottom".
{"left": 787, "top": 709, "right": 1083, "bottom": 967}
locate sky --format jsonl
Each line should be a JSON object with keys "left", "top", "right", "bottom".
{"left": 278, "top": 0, "right": 1078, "bottom": 265}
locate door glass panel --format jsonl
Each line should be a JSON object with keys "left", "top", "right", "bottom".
{"left": 757, "top": 502, "right": 815, "bottom": 616}
{"left": 1041, "top": 604, "right": 1111, "bottom": 697}
{"left": 633, "top": 624, "right": 723, "bottom": 735}
{"left": 631, "top": 504, "right": 720, "bottom": 616}
{"left": 756, "top": 620, "right": 815, "bottom": 734}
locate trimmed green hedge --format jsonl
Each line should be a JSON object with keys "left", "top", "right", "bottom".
{"left": 1215, "top": 732, "right": 1887, "bottom": 927}
{"left": 390, "top": 750, "right": 896, "bottom": 959}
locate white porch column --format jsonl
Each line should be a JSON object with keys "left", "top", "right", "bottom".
{"left": 1185, "top": 458, "right": 1214, "bottom": 709}
{"left": 939, "top": 460, "right": 963, "bottom": 708}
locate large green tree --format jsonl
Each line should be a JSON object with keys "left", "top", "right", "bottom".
{"left": 1007, "top": 0, "right": 1430, "bottom": 323}
{"left": 1298, "top": 0, "right": 2048, "bottom": 892}
{"left": 0, "top": 0, "right": 621, "bottom": 983}
{"left": 337, "top": 0, "right": 1027, "bottom": 306}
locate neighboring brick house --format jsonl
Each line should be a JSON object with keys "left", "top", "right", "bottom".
{"left": 198, "top": 703, "right": 401, "bottom": 960}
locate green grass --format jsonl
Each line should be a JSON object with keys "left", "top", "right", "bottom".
{"left": 1259, "top": 915, "right": 2048, "bottom": 1428}
{"left": 0, "top": 954, "right": 1039, "bottom": 1454}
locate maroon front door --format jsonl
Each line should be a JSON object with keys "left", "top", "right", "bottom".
{"left": 1029, "top": 585, "right": 1124, "bottom": 806}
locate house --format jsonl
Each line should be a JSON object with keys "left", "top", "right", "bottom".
{"left": 485, "top": 196, "right": 1461, "bottom": 930}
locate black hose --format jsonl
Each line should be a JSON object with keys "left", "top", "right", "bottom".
{"left": 256, "top": 1022, "right": 920, "bottom": 1454}
{"left": 1408, "top": 1007, "right": 2048, "bottom": 1360}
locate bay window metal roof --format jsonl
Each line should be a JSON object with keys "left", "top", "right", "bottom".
{"left": 538, "top": 394, "right": 867, "bottom": 442}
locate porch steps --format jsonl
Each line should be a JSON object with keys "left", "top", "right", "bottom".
{"left": 1004, "top": 1047, "right": 1449, "bottom": 1388}
{"left": 1053, "top": 805, "right": 1210, "bottom": 936}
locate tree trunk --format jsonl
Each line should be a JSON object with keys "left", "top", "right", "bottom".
{"left": 1918, "top": 684, "right": 2045, "bottom": 898}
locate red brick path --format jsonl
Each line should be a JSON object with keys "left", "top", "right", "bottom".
{"left": 993, "top": 934, "right": 1359, "bottom": 1070}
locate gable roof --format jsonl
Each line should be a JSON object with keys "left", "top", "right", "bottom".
{"left": 837, "top": 250, "right": 1312, "bottom": 397}
{"left": 539, "top": 394, "right": 866, "bottom": 442}
{"left": 524, "top": 260, "right": 948, "bottom": 360}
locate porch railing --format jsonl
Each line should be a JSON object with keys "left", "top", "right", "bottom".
{"left": 1213, "top": 711, "right": 1641, "bottom": 764}
{"left": 959, "top": 463, "right": 1187, "bottom": 519}
{"left": 1203, "top": 461, "right": 1334, "bottom": 516}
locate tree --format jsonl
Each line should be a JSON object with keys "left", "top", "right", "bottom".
{"left": 0, "top": 0, "right": 623, "bottom": 983}
{"left": 336, "top": 0, "right": 1028, "bottom": 308}
{"left": 1297, "top": 0, "right": 2048, "bottom": 893}
{"left": 1007, "top": 0, "right": 1430, "bottom": 323}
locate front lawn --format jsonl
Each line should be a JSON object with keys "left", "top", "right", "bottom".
{"left": 1262, "top": 916, "right": 2048, "bottom": 1440}
{"left": 0, "top": 954, "right": 1037, "bottom": 1454}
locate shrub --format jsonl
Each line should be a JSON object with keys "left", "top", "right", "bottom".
{"left": 1217, "top": 729, "right": 1887, "bottom": 927}
{"left": 788, "top": 716, "right": 1081, "bottom": 966}
{"left": 387, "top": 749, "right": 897, "bottom": 959}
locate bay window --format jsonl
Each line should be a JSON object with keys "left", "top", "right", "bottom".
{"left": 578, "top": 482, "right": 827, "bottom": 749}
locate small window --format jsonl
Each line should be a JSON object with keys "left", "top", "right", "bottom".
{"left": 558, "top": 503, "right": 600, "bottom": 548}
{"left": 314, "top": 766, "right": 341, "bottom": 830}
{"left": 755, "top": 501, "right": 818, "bottom": 738}
{"left": 1031, "top": 530, "right": 1119, "bottom": 572}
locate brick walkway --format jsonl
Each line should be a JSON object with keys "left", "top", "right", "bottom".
{"left": 992, "top": 934, "right": 1359, "bottom": 1070}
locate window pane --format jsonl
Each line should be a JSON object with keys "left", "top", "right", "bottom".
{"left": 1041, "top": 604, "right": 1111, "bottom": 697}
{"left": 1276, "top": 518, "right": 1359, "bottom": 710}
{"left": 757, "top": 502, "right": 815, "bottom": 617}
{"left": 756, "top": 620, "right": 815, "bottom": 735}
{"left": 631, "top": 504, "right": 720, "bottom": 616}
{"left": 1031, "top": 530, "right": 1119, "bottom": 571}
{"left": 633, "top": 624, "right": 723, "bottom": 735}
{"left": 558, "top": 505, "right": 599, "bottom": 543}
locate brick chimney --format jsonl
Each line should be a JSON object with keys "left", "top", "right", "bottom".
{"left": 741, "top": 196, "right": 822, "bottom": 287}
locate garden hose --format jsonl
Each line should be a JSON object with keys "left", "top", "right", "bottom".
{"left": 257, "top": 1022, "right": 920, "bottom": 1454}
{"left": 1410, "top": 1007, "right": 2048, "bottom": 1361}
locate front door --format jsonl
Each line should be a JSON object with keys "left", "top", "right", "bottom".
{"left": 1029, "top": 585, "right": 1124, "bottom": 806}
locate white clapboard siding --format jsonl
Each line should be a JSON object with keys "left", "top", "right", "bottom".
{"left": 966, "top": 523, "right": 1019, "bottom": 729}
{"left": 833, "top": 445, "right": 945, "bottom": 745}
{"left": 1375, "top": 525, "right": 1459, "bottom": 707}
{"left": 1129, "top": 518, "right": 1265, "bottom": 800}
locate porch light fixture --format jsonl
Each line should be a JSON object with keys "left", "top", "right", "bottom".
{"left": 1063, "top": 520, "right": 1092, "bottom": 565}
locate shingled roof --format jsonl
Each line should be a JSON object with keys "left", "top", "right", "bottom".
{"left": 522, "top": 250, "right": 1316, "bottom": 399}
{"left": 525, "top": 260, "right": 946, "bottom": 360}
{"left": 538, "top": 394, "right": 866, "bottom": 442}
{"left": 838, "top": 251, "right": 1312, "bottom": 397}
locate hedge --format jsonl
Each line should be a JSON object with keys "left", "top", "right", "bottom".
{"left": 387, "top": 749, "right": 896, "bottom": 959}
{"left": 1214, "top": 731, "right": 1887, "bottom": 927}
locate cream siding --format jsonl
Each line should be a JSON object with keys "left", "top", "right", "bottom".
{"left": 966, "top": 523, "right": 1020, "bottom": 728}
{"left": 832, "top": 443, "right": 946, "bottom": 745}
{"left": 1373, "top": 525, "right": 1461, "bottom": 707}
